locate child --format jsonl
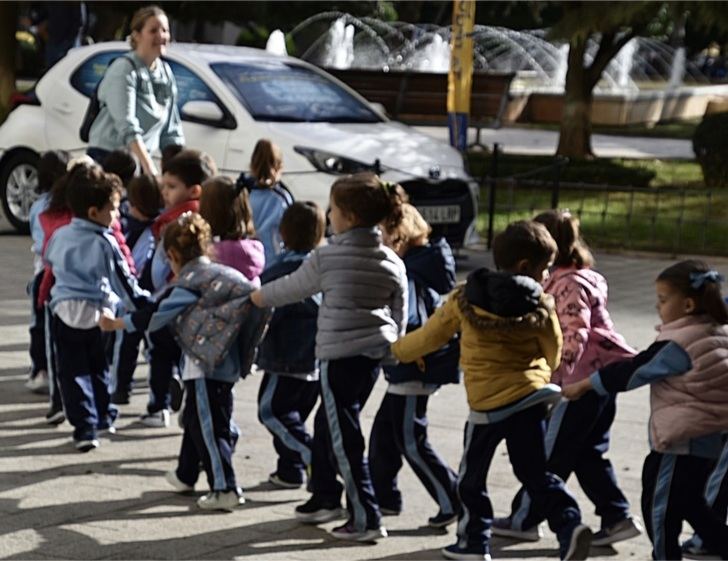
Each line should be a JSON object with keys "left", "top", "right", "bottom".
{"left": 369, "top": 203, "right": 460, "bottom": 528}
{"left": 199, "top": 176, "right": 265, "bottom": 284}
{"left": 100, "top": 212, "right": 258, "bottom": 511}
{"left": 563, "top": 260, "right": 728, "bottom": 560}
{"left": 26, "top": 150, "right": 69, "bottom": 394}
{"left": 493, "top": 210, "right": 641, "bottom": 546}
{"left": 141, "top": 150, "right": 214, "bottom": 427}
{"left": 102, "top": 149, "right": 138, "bottom": 188}
{"left": 256, "top": 201, "right": 325, "bottom": 489}
{"left": 110, "top": 174, "right": 161, "bottom": 405}
{"left": 391, "top": 220, "right": 592, "bottom": 561}
{"left": 237, "top": 139, "right": 293, "bottom": 266}
{"left": 36, "top": 157, "right": 95, "bottom": 424}
{"left": 250, "top": 172, "right": 409, "bottom": 542}
{"left": 44, "top": 164, "right": 152, "bottom": 452}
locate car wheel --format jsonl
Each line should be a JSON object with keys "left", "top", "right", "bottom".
{"left": 0, "top": 151, "right": 40, "bottom": 233}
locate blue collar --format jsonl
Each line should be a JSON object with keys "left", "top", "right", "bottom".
{"left": 71, "top": 217, "right": 112, "bottom": 234}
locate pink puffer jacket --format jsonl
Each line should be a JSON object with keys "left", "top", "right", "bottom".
{"left": 652, "top": 314, "right": 728, "bottom": 452}
{"left": 545, "top": 267, "right": 635, "bottom": 385}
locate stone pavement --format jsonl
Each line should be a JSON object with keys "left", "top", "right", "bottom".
{"left": 414, "top": 125, "right": 693, "bottom": 160}
{"left": 1, "top": 227, "right": 726, "bottom": 560}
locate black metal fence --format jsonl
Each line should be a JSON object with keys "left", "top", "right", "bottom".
{"left": 479, "top": 144, "right": 727, "bottom": 256}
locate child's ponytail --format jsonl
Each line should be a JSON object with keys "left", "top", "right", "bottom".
{"left": 331, "top": 172, "right": 407, "bottom": 231}
{"left": 163, "top": 212, "right": 212, "bottom": 265}
{"left": 534, "top": 210, "right": 594, "bottom": 269}
{"left": 200, "top": 176, "right": 256, "bottom": 241}
{"left": 657, "top": 260, "right": 728, "bottom": 324}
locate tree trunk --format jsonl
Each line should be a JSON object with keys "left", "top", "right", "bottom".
{"left": 0, "top": 2, "right": 18, "bottom": 122}
{"left": 557, "top": 36, "right": 594, "bottom": 159}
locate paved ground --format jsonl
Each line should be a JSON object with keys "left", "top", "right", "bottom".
{"left": 414, "top": 125, "right": 694, "bottom": 160}
{"left": 1, "top": 219, "right": 726, "bottom": 560}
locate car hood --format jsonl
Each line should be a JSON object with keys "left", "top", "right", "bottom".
{"left": 258, "top": 120, "right": 468, "bottom": 179}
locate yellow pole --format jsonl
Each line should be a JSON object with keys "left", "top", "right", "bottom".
{"left": 447, "top": 0, "right": 475, "bottom": 151}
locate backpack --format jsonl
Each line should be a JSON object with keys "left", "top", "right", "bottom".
{"left": 79, "top": 55, "right": 140, "bottom": 143}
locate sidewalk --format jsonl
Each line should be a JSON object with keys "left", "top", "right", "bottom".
{"left": 414, "top": 125, "right": 694, "bottom": 160}
{"left": 1, "top": 231, "right": 721, "bottom": 560}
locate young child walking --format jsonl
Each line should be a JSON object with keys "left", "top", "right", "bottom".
{"left": 563, "top": 260, "right": 728, "bottom": 560}
{"left": 256, "top": 201, "right": 326, "bottom": 489}
{"left": 250, "top": 173, "right": 409, "bottom": 542}
{"left": 237, "top": 139, "right": 293, "bottom": 266}
{"left": 141, "top": 150, "right": 214, "bottom": 427}
{"left": 391, "top": 220, "right": 592, "bottom": 561}
{"left": 199, "top": 176, "right": 265, "bottom": 284}
{"left": 27, "top": 150, "right": 69, "bottom": 394}
{"left": 44, "top": 164, "right": 152, "bottom": 452}
{"left": 101, "top": 212, "right": 259, "bottom": 511}
{"left": 493, "top": 210, "right": 641, "bottom": 546}
{"left": 109, "top": 174, "right": 161, "bottom": 405}
{"left": 369, "top": 203, "right": 460, "bottom": 528}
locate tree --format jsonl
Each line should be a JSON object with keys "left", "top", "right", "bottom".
{"left": 0, "top": 2, "right": 18, "bottom": 121}
{"left": 550, "top": 1, "right": 728, "bottom": 159}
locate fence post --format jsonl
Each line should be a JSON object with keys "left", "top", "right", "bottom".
{"left": 551, "top": 157, "right": 563, "bottom": 209}
{"left": 487, "top": 143, "right": 499, "bottom": 249}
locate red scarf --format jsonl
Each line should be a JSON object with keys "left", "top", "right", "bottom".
{"left": 151, "top": 200, "right": 199, "bottom": 240}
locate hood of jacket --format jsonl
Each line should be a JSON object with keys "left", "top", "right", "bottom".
{"left": 403, "top": 237, "right": 456, "bottom": 295}
{"left": 458, "top": 268, "right": 552, "bottom": 330}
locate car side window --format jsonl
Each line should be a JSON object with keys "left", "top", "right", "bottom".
{"left": 70, "top": 52, "right": 233, "bottom": 128}
{"left": 70, "top": 51, "right": 124, "bottom": 96}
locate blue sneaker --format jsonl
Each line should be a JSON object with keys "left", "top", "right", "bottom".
{"left": 682, "top": 536, "right": 721, "bottom": 560}
{"left": 441, "top": 543, "right": 491, "bottom": 561}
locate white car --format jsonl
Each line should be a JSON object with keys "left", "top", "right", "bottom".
{"left": 0, "top": 42, "right": 479, "bottom": 246}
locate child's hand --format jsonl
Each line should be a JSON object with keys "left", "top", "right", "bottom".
{"left": 250, "top": 290, "right": 264, "bottom": 307}
{"left": 99, "top": 313, "right": 122, "bottom": 332}
{"left": 561, "top": 378, "right": 592, "bottom": 401}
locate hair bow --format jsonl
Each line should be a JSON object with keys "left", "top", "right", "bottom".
{"left": 690, "top": 270, "right": 724, "bottom": 289}
{"left": 379, "top": 179, "right": 396, "bottom": 194}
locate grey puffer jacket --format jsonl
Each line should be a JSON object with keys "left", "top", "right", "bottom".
{"left": 259, "top": 227, "right": 408, "bottom": 360}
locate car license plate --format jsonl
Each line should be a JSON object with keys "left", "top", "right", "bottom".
{"left": 417, "top": 205, "right": 461, "bottom": 224}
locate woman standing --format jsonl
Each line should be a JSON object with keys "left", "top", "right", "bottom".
{"left": 87, "top": 5, "right": 184, "bottom": 176}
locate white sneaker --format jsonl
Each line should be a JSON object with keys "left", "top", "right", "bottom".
{"left": 197, "top": 490, "right": 240, "bottom": 512}
{"left": 140, "top": 409, "right": 170, "bottom": 428}
{"left": 165, "top": 470, "right": 194, "bottom": 493}
{"left": 25, "top": 371, "right": 49, "bottom": 394}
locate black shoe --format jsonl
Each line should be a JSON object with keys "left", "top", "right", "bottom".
{"left": 111, "top": 390, "right": 130, "bottom": 405}
{"left": 169, "top": 375, "right": 184, "bottom": 412}
{"left": 428, "top": 510, "right": 458, "bottom": 528}
{"left": 294, "top": 496, "right": 346, "bottom": 523}
{"left": 45, "top": 405, "right": 65, "bottom": 426}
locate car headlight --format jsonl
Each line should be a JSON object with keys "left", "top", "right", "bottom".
{"left": 294, "top": 146, "right": 381, "bottom": 175}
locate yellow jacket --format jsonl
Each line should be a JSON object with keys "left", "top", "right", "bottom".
{"left": 391, "top": 279, "right": 562, "bottom": 412}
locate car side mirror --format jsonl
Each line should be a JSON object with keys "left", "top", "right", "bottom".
{"left": 181, "top": 100, "right": 224, "bottom": 122}
{"left": 368, "top": 101, "right": 388, "bottom": 118}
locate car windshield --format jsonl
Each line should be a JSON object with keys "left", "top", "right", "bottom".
{"left": 211, "top": 61, "right": 382, "bottom": 123}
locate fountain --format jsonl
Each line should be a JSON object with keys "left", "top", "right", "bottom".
{"left": 265, "top": 29, "right": 287, "bottom": 56}
{"left": 285, "top": 13, "right": 728, "bottom": 126}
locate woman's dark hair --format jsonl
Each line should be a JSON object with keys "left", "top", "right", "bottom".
{"left": 280, "top": 201, "right": 325, "bottom": 252}
{"left": 38, "top": 150, "right": 70, "bottom": 193}
{"left": 102, "top": 149, "right": 138, "bottom": 186}
{"left": 163, "top": 212, "right": 211, "bottom": 265}
{"left": 199, "top": 176, "right": 255, "bottom": 240}
{"left": 657, "top": 260, "right": 728, "bottom": 324}
{"left": 330, "top": 172, "right": 407, "bottom": 231}
{"left": 534, "top": 210, "right": 594, "bottom": 269}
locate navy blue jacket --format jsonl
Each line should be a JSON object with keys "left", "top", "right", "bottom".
{"left": 256, "top": 250, "right": 320, "bottom": 375}
{"left": 385, "top": 237, "right": 460, "bottom": 385}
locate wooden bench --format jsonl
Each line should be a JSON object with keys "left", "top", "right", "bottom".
{"left": 325, "top": 68, "right": 515, "bottom": 129}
